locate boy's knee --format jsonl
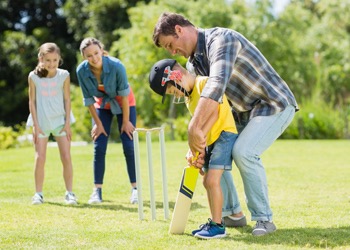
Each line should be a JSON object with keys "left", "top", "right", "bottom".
{"left": 203, "top": 176, "right": 219, "bottom": 190}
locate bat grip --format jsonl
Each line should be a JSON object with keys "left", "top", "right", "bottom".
{"left": 190, "top": 152, "right": 199, "bottom": 167}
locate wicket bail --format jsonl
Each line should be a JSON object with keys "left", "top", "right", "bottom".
{"left": 133, "top": 126, "right": 169, "bottom": 221}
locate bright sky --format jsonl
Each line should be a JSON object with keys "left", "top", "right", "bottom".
{"left": 273, "top": 0, "right": 290, "bottom": 14}
{"left": 241, "top": 0, "right": 290, "bottom": 15}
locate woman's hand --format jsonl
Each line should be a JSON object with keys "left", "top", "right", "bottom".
{"left": 120, "top": 121, "right": 135, "bottom": 140}
{"left": 91, "top": 124, "right": 107, "bottom": 141}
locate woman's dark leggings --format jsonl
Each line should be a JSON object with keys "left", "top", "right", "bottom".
{"left": 93, "top": 107, "right": 137, "bottom": 184}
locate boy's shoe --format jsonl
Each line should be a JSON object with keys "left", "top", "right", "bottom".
{"left": 130, "top": 188, "right": 138, "bottom": 204}
{"left": 88, "top": 188, "right": 102, "bottom": 204}
{"left": 65, "top": 192, "right": 78, "bottom": 205}
{"left": 223, "top": 215, "right": 247, "bottom": 227}
{"left": 194, "top": 219, "right": 226, "bottom": 239}
{"left": 252, "top": 221, "right": 277, "bottom": 236}
{"left": 192, "top": 222, "right": 209, "bottom": 235}
{"left": 32, "top": 193, "right": 44, "bottom": 205}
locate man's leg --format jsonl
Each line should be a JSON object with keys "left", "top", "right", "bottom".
{"left": 232, "top": 105, "right": 295, "bottom": 231}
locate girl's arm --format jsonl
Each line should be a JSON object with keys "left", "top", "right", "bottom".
{"left": 28, "top": 76, "right": 43, "bottom": 144}
{"left": 120, "top": 96, "right": 135, "bottom": 140}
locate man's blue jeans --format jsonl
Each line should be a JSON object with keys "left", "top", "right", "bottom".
{"left": 232, "top": 105, "right": 296, "bottom": 221}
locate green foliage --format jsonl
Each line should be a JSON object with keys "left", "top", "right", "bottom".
{"left": 172, "top": 116, "right": 190, "bottom": 141}
{"left": 0, "top": 32, "right": 38, "bottom": 126}
{"left": 281, "top": 101, "right": 345, "bottom": 139}
{"left": 70, "top": 84, "right": 92, "bottom": 142}
{"left": 0, "top": 126, "right": 18, "bottom": 150}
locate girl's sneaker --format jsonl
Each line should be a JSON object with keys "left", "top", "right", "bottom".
{"left": 32, "top": 193, "right": 44, "bottom": 205}
{"left": 65, "top": 192, "right": 78, "bottom": 205}
{"left": 194, "top": 219, "right": 226, "bottom": 239}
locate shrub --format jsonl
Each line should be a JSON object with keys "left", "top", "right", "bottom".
{"left": 0, "top": 126, "right": 18, "bottom": 150}
{"left": 281, "top": 101, "right": 346, "bottom": 139}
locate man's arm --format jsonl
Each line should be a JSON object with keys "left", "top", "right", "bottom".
{"left": 188, "top": 97, "right": 219, "bottom": 158}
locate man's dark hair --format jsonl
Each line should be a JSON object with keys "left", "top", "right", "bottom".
{"left": 152, "top": 12, "right": 194, "bottom": 47}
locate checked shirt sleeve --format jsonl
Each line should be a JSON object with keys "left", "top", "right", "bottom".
{"left": 200, "top": 31, "right": 241, "bottom": 104}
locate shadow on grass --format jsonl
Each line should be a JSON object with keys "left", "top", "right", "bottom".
{"left": 46, "top": 200, "right": 205, "bottom": 213}
{"left": 47, "top": 201, "right": 138, "bottom": 212}
{"left": 220, "top": 226, "right": 350, "bottom": 248}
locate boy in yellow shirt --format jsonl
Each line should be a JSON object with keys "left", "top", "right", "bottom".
{"left": 149, "top": 59, "right": 245, "bottom": 239}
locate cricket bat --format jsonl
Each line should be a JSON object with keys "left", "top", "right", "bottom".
{"left": 169, "top": 154, "right": 199, "bottom": 234}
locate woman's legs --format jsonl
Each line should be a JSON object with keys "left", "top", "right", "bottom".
{"left": 93, "top": 109, "right": 113, "bottom": 187}
{"left": 117, "top": 106, "right": 137, "bottom": 188}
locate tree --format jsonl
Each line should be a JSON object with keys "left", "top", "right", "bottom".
{"left": 0, "top": 32, "right": 38, "bottom": 125}
{"left": 0, "top": 0, "right": 77, "bottom": 126}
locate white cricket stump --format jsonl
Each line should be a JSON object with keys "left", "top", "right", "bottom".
{"left": 133, "top": 126, "right": 169, "bottom": 221}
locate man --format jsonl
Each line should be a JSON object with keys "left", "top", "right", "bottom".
{"left": 152, "top": 12, "right": 298, "bottom": 236}
{"left": 149, "top": 58, "right": 244, "bottom": 238}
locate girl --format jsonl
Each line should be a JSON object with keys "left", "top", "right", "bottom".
{"left": 76, "top": 38, "right": 138, "bottom": 204}
{"left": 27, "top": 43, "right": 77, "bottom": 205}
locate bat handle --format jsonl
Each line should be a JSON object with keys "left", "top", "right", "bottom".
{"left": 190, "top": 152, "right": 199, "bottom": 167}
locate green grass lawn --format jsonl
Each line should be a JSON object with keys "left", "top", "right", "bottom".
{"left": 1, "top": 140, "right": 349, "bottom": 249}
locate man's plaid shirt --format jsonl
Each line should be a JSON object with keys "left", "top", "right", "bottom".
{"left": 188, "top": 28, "right": 298, "bottom": 118}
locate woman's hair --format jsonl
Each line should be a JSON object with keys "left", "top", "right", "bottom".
{"left": 34, "top": 43, "right": 63, "bottom": 78}
{"left": 152, "top": 12, "right": 194, "bottom": 47}
{"left": 79, "top": 37, "right": 105, "bottom": 55}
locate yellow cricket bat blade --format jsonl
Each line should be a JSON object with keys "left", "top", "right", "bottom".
{"left": 169, "top": 166, "right": 199, "bottom": 234}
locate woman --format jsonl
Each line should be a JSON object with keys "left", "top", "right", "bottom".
{"left": 76, "top": 37, "right": 137, "bottom": 204}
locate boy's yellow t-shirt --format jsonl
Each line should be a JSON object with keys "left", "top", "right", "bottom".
{"left": 186, "top": 76, "right": 237, "bottom": 146}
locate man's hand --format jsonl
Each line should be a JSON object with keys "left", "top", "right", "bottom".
{"left": 187, "top": 125, "right": 206, "bottom": 156}
{"left": 187, "top": 97, "right": 219, "bottom": 159}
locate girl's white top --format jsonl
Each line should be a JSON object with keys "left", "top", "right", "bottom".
{"left": 26, "top": 69, "right": 75, "bottom": 131}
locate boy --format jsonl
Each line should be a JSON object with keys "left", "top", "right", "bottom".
{"left": 148, "top": 59, "right": 244, "bottom": 239}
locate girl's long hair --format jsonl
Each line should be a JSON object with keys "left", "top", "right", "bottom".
{"left": 34, "top": 43, "right": 63, "bottom": 78}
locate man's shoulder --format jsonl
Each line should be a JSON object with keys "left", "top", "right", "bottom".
{"left": 204, "top": 27, "right": 238, "bottom": 36}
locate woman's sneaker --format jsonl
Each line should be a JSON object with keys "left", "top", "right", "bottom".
{"left": 32, "top": 193, "right": 44, "bottom": 205}
{"left": 130, "top": 188, "right": 138, "bottom": 204}
{"left": 88, "top": 188, "right": 102, "bottom": 204}
{"left": 65, "top": 192, "right": 78, "bottom": 205}
{"left": 194, "top": 219, "right": 226, "bottom": 239}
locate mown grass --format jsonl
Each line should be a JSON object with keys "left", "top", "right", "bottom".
{"left": 0, "top": 140, "right": 349, "bottom": 249}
